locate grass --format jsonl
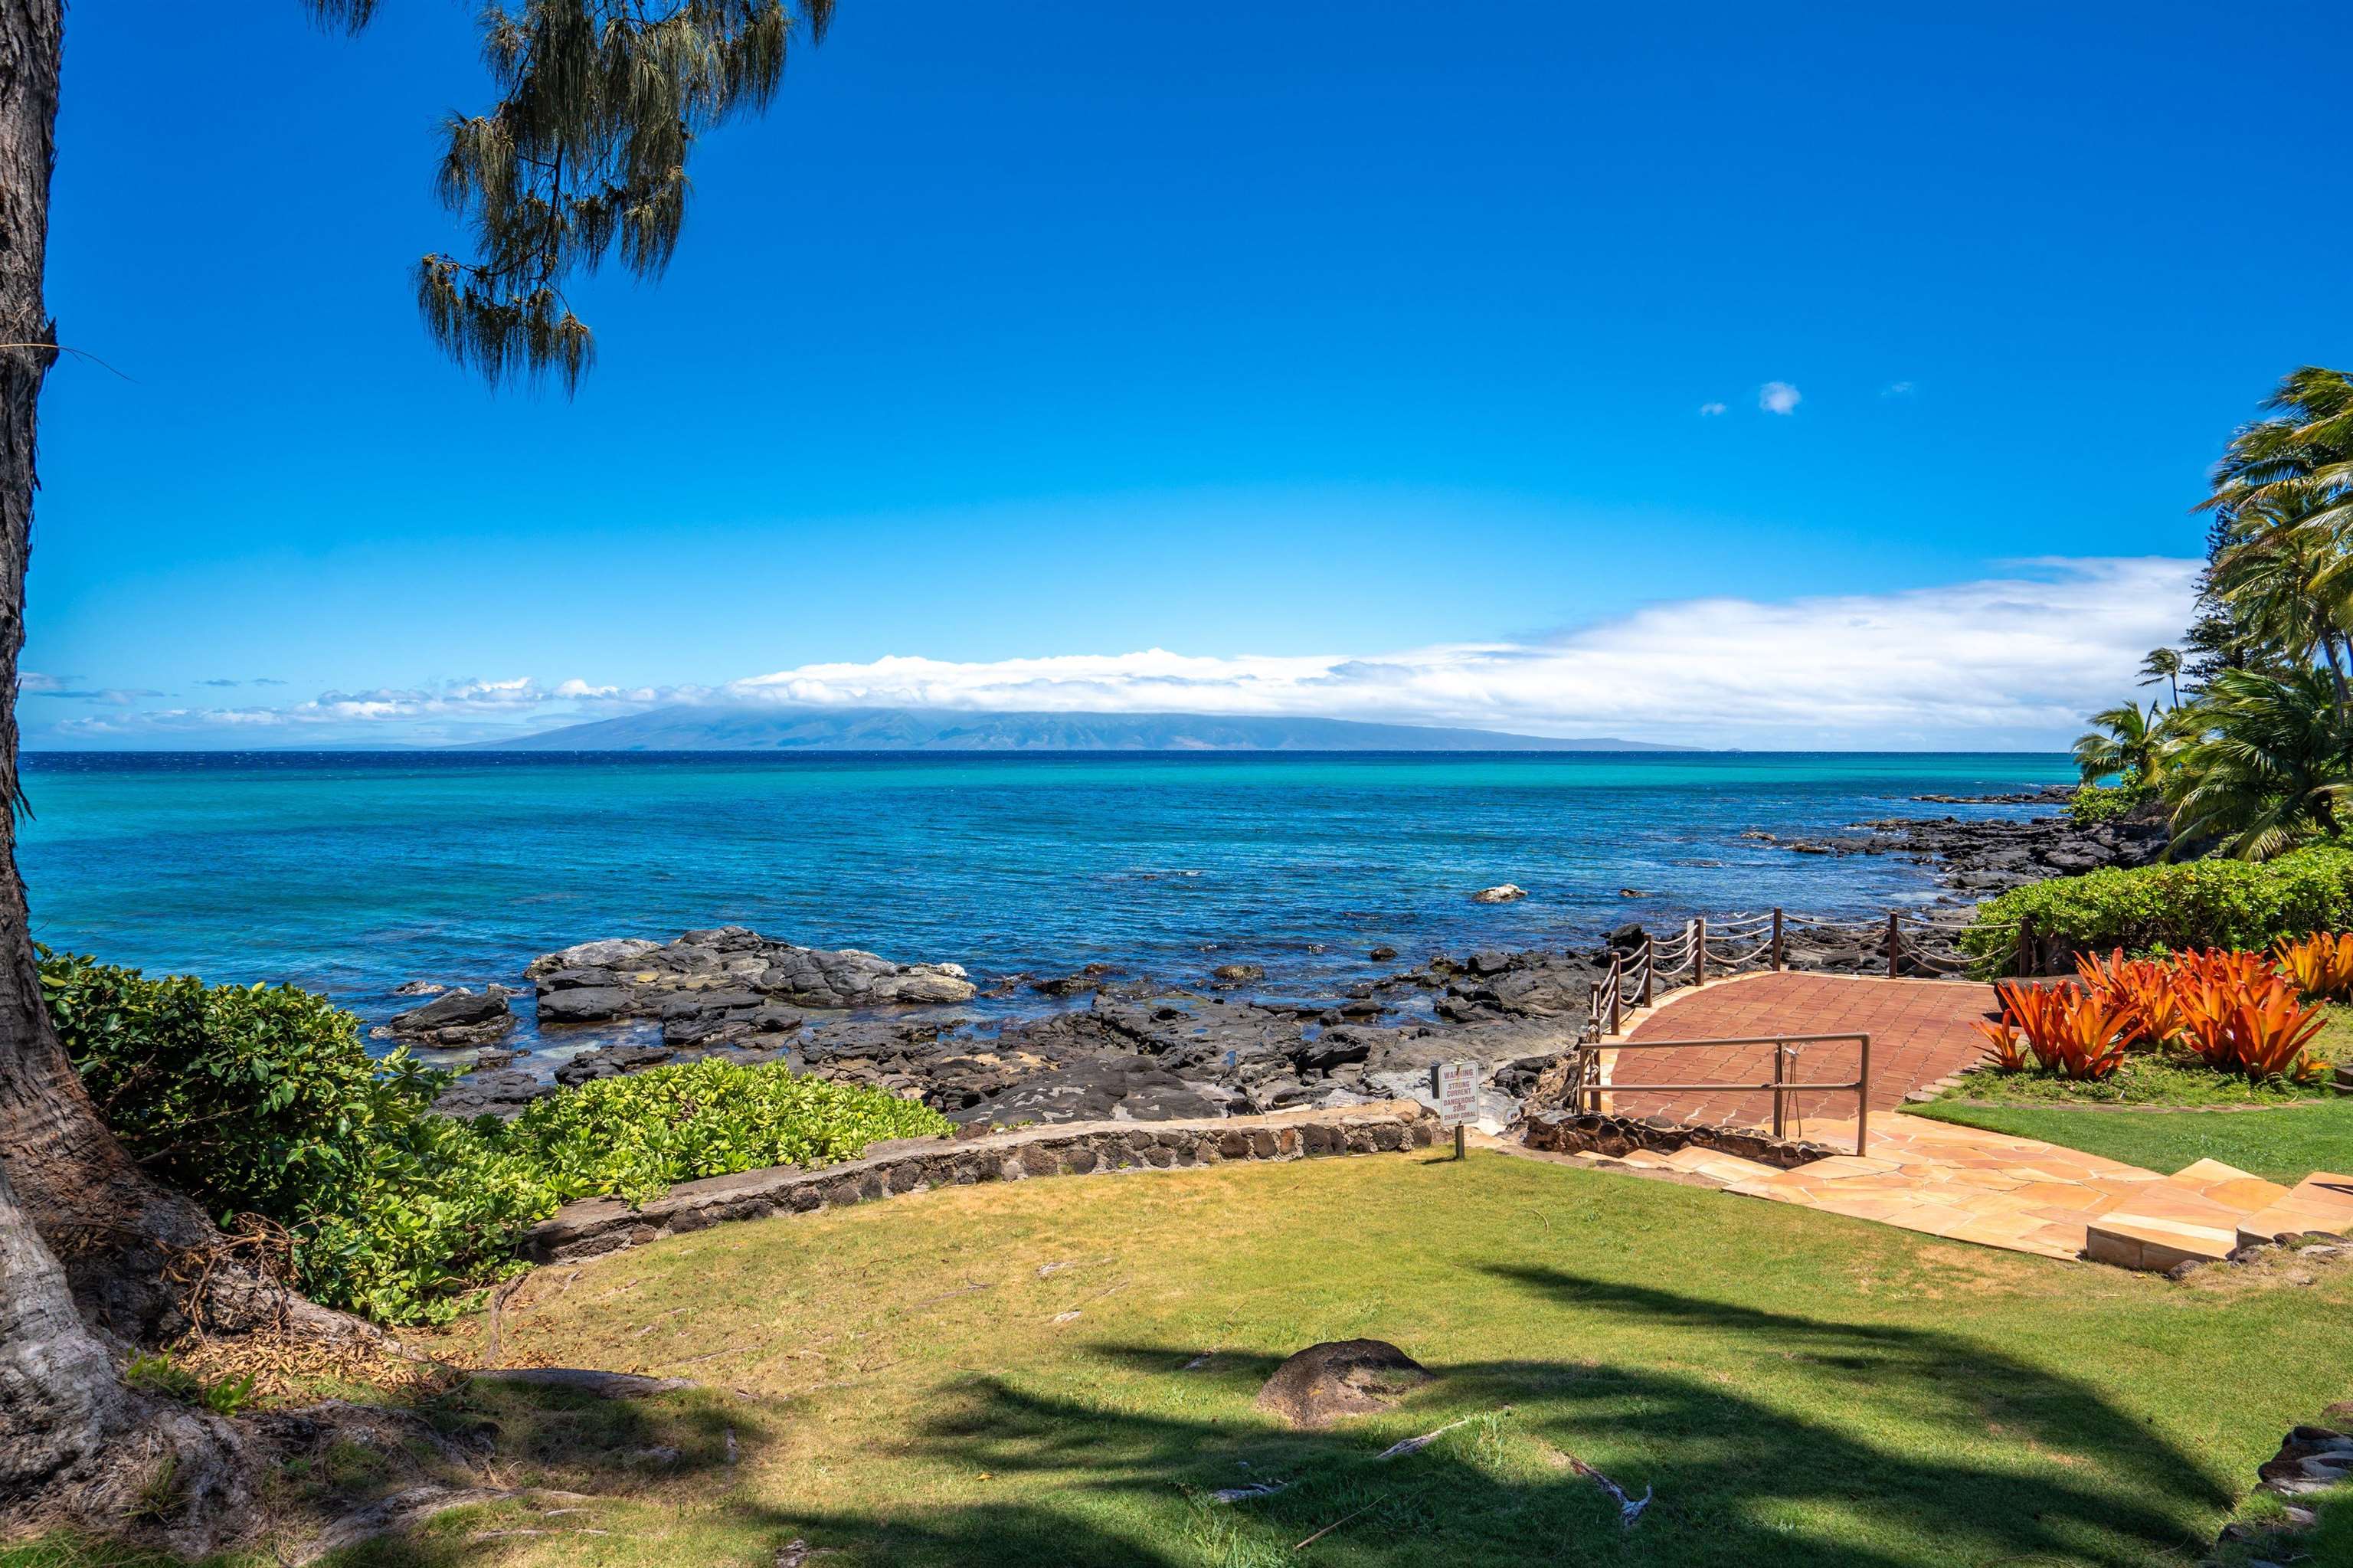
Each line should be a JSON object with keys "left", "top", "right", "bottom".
{"left": 261, "top": 1147, "right": 2353, "bottom": 1568}
{"left": 1906, "top": 1095, "right": 2353, "bottom": 1183}
{"left": 2310, "top": 999, "right": 2353, "bottom": 1069}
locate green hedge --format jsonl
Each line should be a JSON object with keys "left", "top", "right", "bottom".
{"left": 2064, "top": 781, "right": 2151, "bottom": 826}
{"left": 45, "top": 953, "right": 951, "bottom": 1324}
{"left": 1962, "top": 845, "right": 2353, "bottom": 968}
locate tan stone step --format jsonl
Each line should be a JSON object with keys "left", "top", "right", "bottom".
{"left": 2166, "top": 1158, "right": 2292, "bottom": 1216}
{"left": 1616, "top": 1149, "right": 1677, "bottom": 1170}
{"left": 1658, "top": 1145, "right": 1788, "bottom": 1183}
{"left": 2234, "top": 1171, "right": 2353, "bottom": 1249}
{"left": 2085, "top": 1162, "right": 2284, "bottom": 1272}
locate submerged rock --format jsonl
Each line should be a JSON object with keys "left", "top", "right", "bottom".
{"left": 1470, "top": 883, "right": 1527, "bottom": 903}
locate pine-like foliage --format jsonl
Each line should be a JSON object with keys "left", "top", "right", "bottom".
{"left": 304, "top": 1, "right": 832, "bottom": 392}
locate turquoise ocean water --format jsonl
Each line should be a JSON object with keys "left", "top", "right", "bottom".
{"left": 18, "top": 751, "right": 2074, "bottom": 1033}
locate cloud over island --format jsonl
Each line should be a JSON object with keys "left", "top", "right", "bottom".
{"left": 30, "top": 557, "right": 2200, "bottom": 750}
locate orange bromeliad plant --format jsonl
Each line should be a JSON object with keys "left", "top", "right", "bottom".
{"left": 1991, "top": 979, "right": 2130, "bottom": 1080}
{"left": 1969, "top": 1016, "right": 2031, "bottom": 1072}
{"left": 2273, "top": 931, "right": 2353, "bottom": 1000}
{"left": 2073, "top": 949, "right": 2184, "bottom": 1047}
{"left": 2224, "top": 977, "right": 2330, "bottom": 1079}
{"left": 1982, "top": 944, "right": 2332, "bottom": 1085}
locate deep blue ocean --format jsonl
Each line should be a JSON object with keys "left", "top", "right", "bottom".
{"left": 17, "top": 751, "right": 2074, "bottom": 1031}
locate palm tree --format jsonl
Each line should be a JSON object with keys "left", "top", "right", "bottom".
{"left": 2071, "top": 700, "right": 2170, "bottom": 787}
{"left": 2201, "top": 368, "right": 2353, "bottom": 555}
{"left": 2209, "top": 522, "right": 2351, "bottom": 696}
{"left": 2167, "top": 668, "right": 2353, "bottom": 859}
{"left": 2199, "top": 368, "right": 2353, "bottom": 715}
{"left": 2138, "top": 647, "right": 2183, "bottom": 708}
{"left": 0, "top": 0, "right": 835, "bottom": 1530}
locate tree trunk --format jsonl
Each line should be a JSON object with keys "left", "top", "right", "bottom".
{"left": 0, "top": 0, "right": 242, "bottom": 1344}
{"left": 0, "top": 0, "right": 126, "bottom": 1504}
{"left": 0, "top": 0, "right": 322, "bottom": 1537}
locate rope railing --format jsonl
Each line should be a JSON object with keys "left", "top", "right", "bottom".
{"left": 1580, "top": 902, "right": 2018, "bottom": 1040}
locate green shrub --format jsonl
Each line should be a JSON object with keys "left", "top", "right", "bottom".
{"left": 44, "top": 951, "right": 427, "bottom": 1222}
{"left": 42, "top": 949, "right": 545, "bottom": 1324}
{"left": 502, "top": 1055, "right": 952, "bottom": 1205}
{"left": 46, "top": 951, "right": 953, "bottom": 1324}
{"left": 2065, "top": 781, "right": 2151, "bottom": 826}
{"left": 1963, "top": 846, "right": 2353, "bottom": 971}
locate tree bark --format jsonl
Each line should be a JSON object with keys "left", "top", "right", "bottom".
{"left": 0, "top": 0, "right": 124, "bottom": 1502}
{"left": 0, "top": 0, "right": 315, "bottom": 1536}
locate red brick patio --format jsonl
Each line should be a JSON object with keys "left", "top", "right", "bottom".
{"left": 1605, "top": 971, "right": 2001, "bottom": 1130}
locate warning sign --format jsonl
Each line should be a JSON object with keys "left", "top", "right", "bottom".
{"left": 1432, "top": 1059, "right": 1480, "bottom": 1128}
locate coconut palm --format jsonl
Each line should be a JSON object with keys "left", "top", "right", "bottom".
{"left": 2201, "top": 367, "right": 2353, "bottom": 555}
{"left": 2198, "top": 368, "right": 2353, "bottom": 708}
{"left": 2208, "top": 520, "right": 2353, "bottom": 699}
{"left": 2071, "top": 700, "right": 2171, "bottom": 787}
{"left": 2138, "top": 647, "right": 2183, "bottom": 708}
{"left": 2167, "top": 667, "right": 2353, "bottom": 859}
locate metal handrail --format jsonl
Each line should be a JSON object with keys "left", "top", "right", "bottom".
{"left": 1576, "top": 1031, "right": 1874, "bottom": 1156}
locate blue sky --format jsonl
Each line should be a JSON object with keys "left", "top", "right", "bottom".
{"left": 23, "top": 2, "right": 2346, "bottom": 747}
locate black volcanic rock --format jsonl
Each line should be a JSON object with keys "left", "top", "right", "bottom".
{"left": 388, "top": 987, "right": 515, "bottom": 1048}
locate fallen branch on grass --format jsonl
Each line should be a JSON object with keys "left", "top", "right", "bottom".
{"left": 1373, "top": 1406, "right": 1510, "bottom": 1462}
{"left": 1563, "top": 1452, "right": 1651, "bottom": 1529}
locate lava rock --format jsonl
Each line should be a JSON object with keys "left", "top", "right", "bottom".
{"left": 1255, "top": 1340, "right": 1432, "bottom": 1429}
{"left": 537, "top": 985, "right": 637, "bottom": 1025}
{"left": 1471, "top": 884, "right": 1527, "bottom": 903}
{"left": 387, "top": 987, "right": 515, "bottom": 1048}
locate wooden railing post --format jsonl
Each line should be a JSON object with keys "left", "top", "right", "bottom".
{"left": 1855, "top": 1033, "right": 1873, "bottom": 1156}
{"left": 1641, "top": 934, "right": 1655, "bottom": 1005}
{"left": 1772, "top": 907, "right": 1785, "bottom": 971}
{"left": 1693, "top": 916, "right": 1707, "bottom": 987}
{"left": 1886, "top": 912, "right": 1901, "bottom": 980}
{"left": 2018, "top": 915, "right": 2037, "bottom": 978}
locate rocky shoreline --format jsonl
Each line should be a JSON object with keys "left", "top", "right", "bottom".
{"left": 1753, "top": 786, "right": 2168, "bottom": 896}
{"left": 384, "top": 790, "right": 2161, "bottom": 1131}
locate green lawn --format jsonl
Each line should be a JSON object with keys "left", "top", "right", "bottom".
{"left": 218, "top": 1147, "right": 2353, "bottom": 1568}
{"left": 1906, "top": 1095, "right": 2353, "bottom": 1183}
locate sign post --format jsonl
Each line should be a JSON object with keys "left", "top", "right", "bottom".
{"left": 1432, "top": 1059, "right": 1479, "bottom": 1160}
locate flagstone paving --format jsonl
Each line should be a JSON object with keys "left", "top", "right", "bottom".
{"left": 1556, "top": 972, "right": 2353, "bottom": 1266}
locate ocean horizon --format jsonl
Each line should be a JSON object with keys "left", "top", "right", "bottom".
{"left": 21, "top": 749, "right": 2074, "bottom": 1041}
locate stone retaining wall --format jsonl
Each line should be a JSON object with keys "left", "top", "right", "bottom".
{"left": 1521, "top": 1109, "right": 1841, "bottom": 1170}
{"left": 522, "top": 1101, "right": 1442, "bottom": 1265}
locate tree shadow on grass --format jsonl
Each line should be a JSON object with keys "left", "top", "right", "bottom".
{"left": 317, "top": 1272, "right": 2233, "bottom": 1568}
{"left": 806, "top": 1265, "right": 2227, "bottom": 1567}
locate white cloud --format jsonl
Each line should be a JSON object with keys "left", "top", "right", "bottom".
{"left": 1759, "top": 381, "right": 1802, "bottom": 415}
{"left": 715, "top": 558, "right": 2199, "bottom": 746}
{"left": 1881, "top": 381, "right": 1916, "bottom": 398}
{"left": 32, "top": 559, "right": 2201, "bottom": 748}
{"left": 1697, "top": 401, "right": 1726, "bottom": 417}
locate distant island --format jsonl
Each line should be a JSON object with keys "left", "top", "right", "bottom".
{"left": 483, "top": 706, "right": 1684, "bottom": 753}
